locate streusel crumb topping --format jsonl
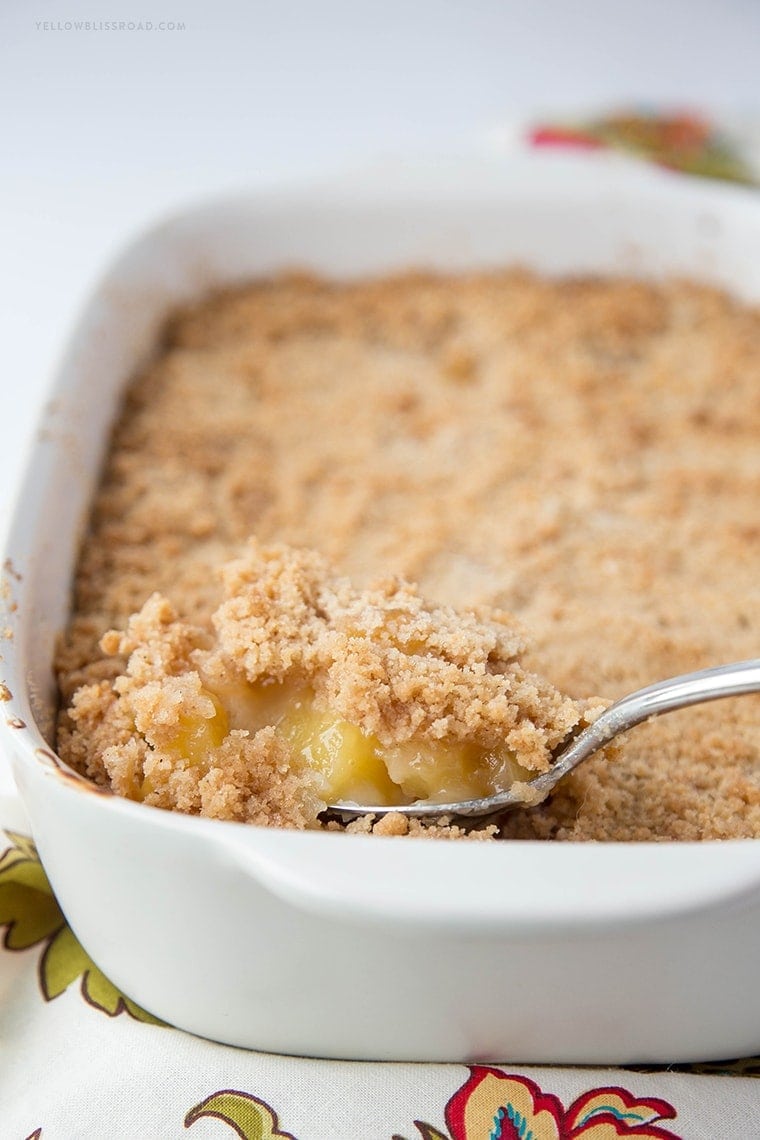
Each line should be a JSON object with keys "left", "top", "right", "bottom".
{"left": 55, "top": 270, "right": 760, "bottom": 840}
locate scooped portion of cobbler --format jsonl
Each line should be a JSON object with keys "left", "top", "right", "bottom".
{"left": 58, "top": 541, "right": 598, "bottom": 830}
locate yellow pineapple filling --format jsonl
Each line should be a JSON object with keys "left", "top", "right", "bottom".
{"left": 170, "top": 690, "right": 229, "bottom": 765}
{"left": 277, "top": 693, "right": 533, "bottom": 805}
{"left": 278, "top": 698, "right": 402, "bottom": 805}
{"left": 158, "top": 679, "right": 532, "bottom": 807}
{"left": 137, "top": 687, "right": 229, "bottom": 801}
{"left": 382, "top": 738, "right": 532, "bottom": 804}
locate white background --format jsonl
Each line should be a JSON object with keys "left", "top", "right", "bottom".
{"left": 1, "top": 0, "right": 759, "bottom": 531}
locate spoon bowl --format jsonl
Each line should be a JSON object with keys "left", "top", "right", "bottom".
{"left": 329, "top": 658, "right": 760, "bottom": 821}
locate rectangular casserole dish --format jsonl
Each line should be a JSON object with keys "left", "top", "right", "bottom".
{"left": 2, "top": 151, "right": 760, "bottom": 1063}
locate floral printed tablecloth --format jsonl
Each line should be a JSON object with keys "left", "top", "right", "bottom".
{"left": 2, "top": 113, "right": 760, "bottom": 1138}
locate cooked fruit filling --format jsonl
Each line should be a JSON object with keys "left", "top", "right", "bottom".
{"left": 277, "top": 697, "right": 403, "bottom": 805}
{"left": 59, "top": 541, "right": 597, "bottom": 828}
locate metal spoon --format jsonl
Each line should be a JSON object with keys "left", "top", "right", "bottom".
{"left": 329, "top": 658, "right": 760, "bottom": 821}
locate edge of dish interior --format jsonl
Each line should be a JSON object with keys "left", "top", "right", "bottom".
{"left": 3, "top": 151, "right": 760, "bottom": 919}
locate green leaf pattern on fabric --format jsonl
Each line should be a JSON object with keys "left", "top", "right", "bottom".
{"left": 0, "top": 840, "right": 62, "bottom": 949}
{"left": 185, "top": 1090, "right": 298, "bottom": 1139}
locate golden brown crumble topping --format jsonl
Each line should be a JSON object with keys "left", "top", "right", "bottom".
{"left": 59, "top": 540, "right": 598, "bottom": 829}
{"left": 56, "top": 269, "right": 760, "bottom": 840}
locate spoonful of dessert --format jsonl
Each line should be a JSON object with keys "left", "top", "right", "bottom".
{"left": 86, "top": 541, "right": 759, "bottom": 831}
{"left": 328, "top": 658, "right": 760, "bottom": 821}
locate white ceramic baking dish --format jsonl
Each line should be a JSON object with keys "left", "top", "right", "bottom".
{"left": 3, "top": 152, "right": 760, "bottom": 1063}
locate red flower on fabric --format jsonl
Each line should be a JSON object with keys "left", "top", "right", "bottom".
{"left": 443, "top": 1067, "right": 681, "bottom": 1140}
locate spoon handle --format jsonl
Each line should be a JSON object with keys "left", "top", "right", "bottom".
{"left": 539, "top": 657, "right": 760, "bottom": 794}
